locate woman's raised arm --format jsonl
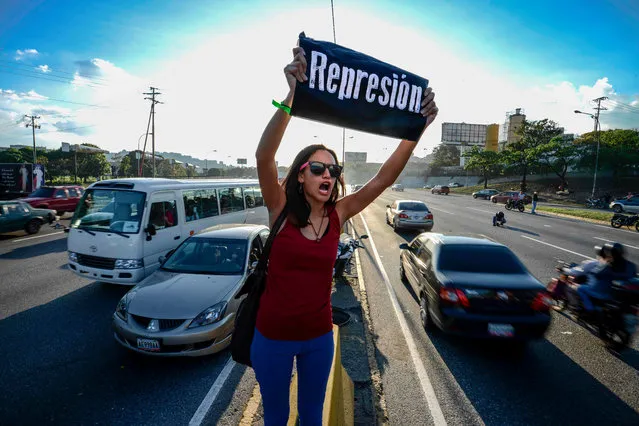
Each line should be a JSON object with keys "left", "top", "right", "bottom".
{"left": 256, "top": 47, "right": 308, "bottom": 215}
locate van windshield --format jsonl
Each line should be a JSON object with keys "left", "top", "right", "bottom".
{"left": 71, "top": 189, "right": 146, "bottom": 234}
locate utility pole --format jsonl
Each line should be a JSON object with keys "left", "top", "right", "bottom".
{"left": 143, "top": 87, "right": 163, "bottom": 177}
{"left": 24, "top": 115, "right": 41, "bottom": 165}
{"left": 591, "top": 96, "right": 608, "bottom": 198}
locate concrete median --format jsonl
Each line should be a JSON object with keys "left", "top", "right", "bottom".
{"left": 287, "top": 324, "right": 354, "bottom": 425}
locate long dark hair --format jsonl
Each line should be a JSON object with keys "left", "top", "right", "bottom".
{"left": 282, "top": 144, "right": 344, "bottom": 227}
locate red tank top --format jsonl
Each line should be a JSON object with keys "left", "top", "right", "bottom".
{"left": 256, "top": 207, "right": 340, "bottom": 340}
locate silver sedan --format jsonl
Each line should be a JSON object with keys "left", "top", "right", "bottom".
{"left": 112, "top": 224, "right": 269, "bottom": 357}
{"left": 386, "top": 200, "right": 434, "bottom": 232}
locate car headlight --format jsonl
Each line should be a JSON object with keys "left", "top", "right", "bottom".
{"left": 188, "top": 302, "right": 227, "bottom": 329}
{"left": 68, "top": 252, "right": 78, "bottom": 262}
{"left": 115, "top": 291, "right": 136, "bottom": 321}
{"left": 114, "top": 259, "right": 144, "bottom": 269}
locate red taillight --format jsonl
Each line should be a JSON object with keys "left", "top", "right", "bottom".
{"left": 532, "top": 291, "right": 553, "bottom": 311}
{"left": 425, "top": 213, "right": 433, "bottom": 220}
{"left": 439, "top": 288, "right": 470, "bottom": 308}
{"left": 398, "top": 213, "right": 409, "bottom": 219}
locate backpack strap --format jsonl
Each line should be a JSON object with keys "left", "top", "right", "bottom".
{"left": 256, "top": 206, "right": 288, "bottom": 273}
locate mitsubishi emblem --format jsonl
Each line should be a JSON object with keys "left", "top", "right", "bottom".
{"left": 89, "top": 245, "right": 98, "bottom": 253}
{"left": 497, "top": 291, "right": 509, "bottom": 301}
{"left": 147, "top": 319, "right": 160, "bottom": 332}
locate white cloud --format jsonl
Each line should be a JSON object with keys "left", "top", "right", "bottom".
{"left": 15, "top": 49, "right": 39, "bottom": 60}
{"left": 37, "top": 65, "right": 51, "bottom": 73}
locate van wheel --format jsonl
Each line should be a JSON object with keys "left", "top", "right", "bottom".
{"left": 25, "top": 219, "right": 42, "bottom": 235}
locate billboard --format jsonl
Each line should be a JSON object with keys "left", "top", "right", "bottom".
{"left": 441, "top": 122, "right": 487, "bottom": 146}
{"left": 0, "top": 163, "right": 45, "bottom": 194}
{"left": 237, "top": 158, "right": 247, "bottom": 165}
{"left": 345, "top": 152, "right": 367, "bottom": 163}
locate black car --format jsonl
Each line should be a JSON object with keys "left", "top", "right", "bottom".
{"left": 399, "top": 234, "right": 552, "bottom": 341}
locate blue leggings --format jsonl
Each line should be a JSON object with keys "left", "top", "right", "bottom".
{"left": 251, "top": 328, "right": 334, "bottom": 426}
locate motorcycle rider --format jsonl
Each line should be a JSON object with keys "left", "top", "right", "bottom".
{"left": 576, "top": 242, "right": 637, "bottom": 312}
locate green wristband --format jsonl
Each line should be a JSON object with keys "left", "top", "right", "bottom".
{"left": 272, "top": 99, "right": 291, "bottom": 115}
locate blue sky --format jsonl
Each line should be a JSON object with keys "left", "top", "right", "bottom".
{"left": 1, "top": 0, "right": 637, "bottom": 165}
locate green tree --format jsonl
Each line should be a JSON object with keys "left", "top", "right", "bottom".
{"left": 533, "top": 136, "right": 582, "bottom": 188}
{"left": 0, "top": 148, "right": 25, "bottom": 163}
{"left": 430, "top": 144, "right": 460, "bottom": 169}
{"left": 44, "top": 149, "right": 73, "bottom": 182}
{"left": 77, "top": 144, "right": 111, "bottom": 182}
{"left": 207, "top": 167, "right": 223, "bottom": 177}
{"left": 463, "top": 147, "right": 502, "bottom": 188}
{"left": 503, "top": 119, "right": 563, "bottom": 192}
{"left": 118, "top": 155, "right": 132, "bottom": 177}
{"left": 574, "top": 129, "right": 639, "bottom": 181}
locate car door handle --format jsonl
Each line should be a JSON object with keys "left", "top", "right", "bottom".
{"left": 174, "top": 236, "right": 180, "bottom": 240}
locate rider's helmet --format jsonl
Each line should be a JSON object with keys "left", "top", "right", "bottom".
{"left": 603, "top": 242, "right": 625, "bottom": 261}
{"left": 594, "top": 245, "right": 605, "bottom": 258}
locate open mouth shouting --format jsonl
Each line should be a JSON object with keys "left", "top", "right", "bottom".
{"left": 319, "top": 181, "right": 331, "bottom": 196}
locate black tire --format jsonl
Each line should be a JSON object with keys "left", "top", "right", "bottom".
{"left": 518, "top": 204, "right": 525, "bottom": 213}
{"left": 419, "top": 296, "right": 432, "bottom": 331}
{"left": 386, "top": 214, "right": 390, "bottom": 225}
{"left": 611, "top": 218, "right": 623, "bottom": 228}
{"left": 505, "top": 204, "right": 512, "bottom": 211}
{"left": 399, "top": 260, "right": 408, "bottom": 283}
{"left": 473, "top": 194, "right": 478, "bottom": 199}
{"left": 492, "top": 198, "right": 497, "bottom": 203}
{"left": 393, "top": 218, "right": 399, "bottom": 232}
{"left": 25, "top": 219, "right": 42, "bottom": 235}
{"left": 423, "top": 226, "right": 433, "bottom": 232}
{"left": 635, "top": 222, "right": 639, "bottom": 233}
{"left": 613, "top": 205, "right": 623, "bottom": 213}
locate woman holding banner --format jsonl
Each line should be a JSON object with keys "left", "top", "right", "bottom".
{"left": 253, "top": 43, "right": 438, "bottom": 425}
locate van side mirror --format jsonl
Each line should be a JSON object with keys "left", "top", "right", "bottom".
{"left": 145, "top": 224, "right": 157, "bottom": 240}
{"left": 360, "top": 235, "right": 369, "bottom": 240}
{"left": 399, "top": 243, "right": 409, "bottom": 250}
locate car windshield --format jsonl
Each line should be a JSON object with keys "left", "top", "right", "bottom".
{"left": 162, "top": 238, "right": 247, "bottom": 275}
{"left": 71, "top": 189, "right": 146, "bottom": 234}
{"left": 438, "top": 245, "right": 526, "bottom": 274}
{"left": 29, "top": 187, "right": 55, "bottom": 198}
{"left": 398, "top": 202, "right": 428, "bottom": 211}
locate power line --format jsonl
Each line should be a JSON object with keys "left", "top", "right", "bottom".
{"left": 0, "top": 68, "right": 108, "bottom": 90}
{"left": 0, "top": 91, "right": 110, "bottom": 109}
{"left": 0, "top": 59, "right": 112, "bottom": 84}
{"left": 604, "top": 99, "right": 639, "bottom": 115}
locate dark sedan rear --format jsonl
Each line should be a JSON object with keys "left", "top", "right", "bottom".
{"left": 400, "top": 234, "right": 551, "bottom": 341}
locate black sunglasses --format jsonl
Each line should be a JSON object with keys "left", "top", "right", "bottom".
{"left": 300, "top": 161, "right": 343, "bottom": 178}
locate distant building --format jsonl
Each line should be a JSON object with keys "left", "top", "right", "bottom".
{"left": 498, "top": 108, "right": 526, "bottom": 151}
{"left": 345, "top": 152, "right": 367, "bottom": 164}
{"left": 441, "top": 122, "right": 500, "bottom": 166}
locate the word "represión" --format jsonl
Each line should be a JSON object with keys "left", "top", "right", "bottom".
{"left": 308, "top": 51, "right": 423, "bottom": 114}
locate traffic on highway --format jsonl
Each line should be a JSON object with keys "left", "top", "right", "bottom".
{"left": 1, "top": 184, "right": 638, "bottom": 425}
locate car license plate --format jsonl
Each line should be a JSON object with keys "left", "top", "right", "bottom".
{"left": 488, "top": 323, "right": 514, "bottom": 337}
{"left": 137, "top": 338, "right": 160, "bottom": 352}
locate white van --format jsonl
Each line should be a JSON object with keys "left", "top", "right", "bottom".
{"left": 67, "top": 178, "right": 268, "bottom": 284}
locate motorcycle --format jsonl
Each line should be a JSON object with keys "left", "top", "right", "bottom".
{"left": 505, "top": 198, "right": 525, "bottom": 212}
{"left": 586, "top": 197, "right": 607, "bottom": 209}
{"left": 547, "top": 261, "right": 639, "bottom": 351}
{"left": 334, "top": 233, "right": 368, "bottom": 279}
{"left": 611, "top": 213, "right": 639, "bottom": 231}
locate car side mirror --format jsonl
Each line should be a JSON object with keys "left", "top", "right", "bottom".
{"left": 360, "top": 235, "right": 369, "bottom": 239}
{"left": 158, "top": 256, "right": 166, "bottom": 265}
{"left": 399, "top": 243, "right": 409, "bottom": 250}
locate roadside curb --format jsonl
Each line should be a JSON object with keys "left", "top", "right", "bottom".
{"left": 534, "top": 209, "right": 612, "bottom": 226}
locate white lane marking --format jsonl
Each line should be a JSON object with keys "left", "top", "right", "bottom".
{"left": 593, "top": 237, "right": 639, "bottom": 251}
{"left": 544, "top": 225, "right": 551, "bottom": 228}
{"left": 359, "top": 213, "right": 448, "bottom": 426}
{"left": 12, "top": 231, "right": 64, "bottom": 243}
{"left": 521, "top": 236, "right": 593, "bottom": 260}
{"left": 467, "top": 207, "right": 493, "bottom": 214}
{"left": 189, "top": 357, "right": 235, "bottom": 426}
{"left": 429, "top": 206, "right": 456, "bottom": 216}
{"left": 591, "top": 223, "right": 636, "bottom": 234}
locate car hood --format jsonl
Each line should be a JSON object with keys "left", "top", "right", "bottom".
{"left": 437, "top": 270, "right": 544, "bottom": 290}
{"left": 127, "top": 270, "right": 243, "bottom": 318}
